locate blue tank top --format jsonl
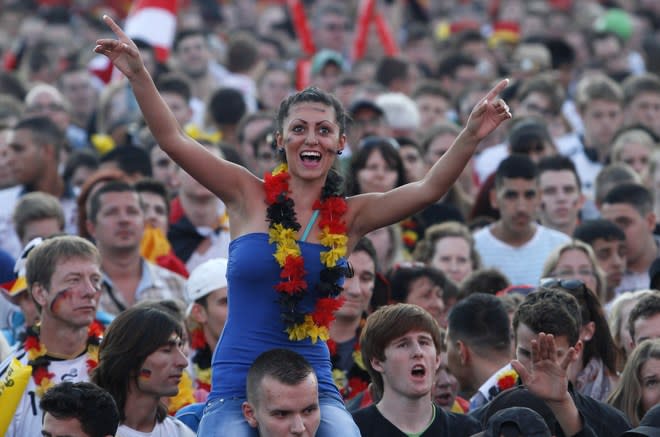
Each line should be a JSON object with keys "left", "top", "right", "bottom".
{"left": 209, "top": 233, "right": 340, "bottom": 400}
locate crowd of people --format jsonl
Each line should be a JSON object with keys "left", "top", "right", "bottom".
{"left": 2, "top": 0, "right": 660, "bottom": 436}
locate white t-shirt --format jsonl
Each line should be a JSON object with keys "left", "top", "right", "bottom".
{"left": 474, "top": 224, "right": 570, "bottom": 285}
{"left": 1, "top": 349, "right": 91, "bottom": 437}
{"left": 116, "top": 417, "right": 195, "bottom": 437}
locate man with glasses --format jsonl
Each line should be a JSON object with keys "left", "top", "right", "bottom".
{"left": 312, "top": 4, "right": 350, "bottom": 55}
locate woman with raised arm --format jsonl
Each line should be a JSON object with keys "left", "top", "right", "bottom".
{"left": 94, "top": 15, "right": 511, "bottom": 437}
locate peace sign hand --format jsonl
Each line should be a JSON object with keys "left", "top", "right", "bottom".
{"left": 93, "top": 15, "right": 145, "bottom": 80}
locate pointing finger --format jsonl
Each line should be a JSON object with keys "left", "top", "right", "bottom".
{"left": 484, "top": 78, "right": 510, "bottom": 103}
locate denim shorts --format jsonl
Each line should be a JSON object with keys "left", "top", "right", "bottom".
{"left": 196, "top": 391, "right": 361, "bottom": 436}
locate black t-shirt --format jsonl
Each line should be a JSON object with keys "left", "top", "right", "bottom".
{"left": 353, "top": 404, "right": 481, "bottom": 437}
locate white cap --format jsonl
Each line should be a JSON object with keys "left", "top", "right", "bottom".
{"left": 185, "top": 258, "right": 229, "bottom": 314}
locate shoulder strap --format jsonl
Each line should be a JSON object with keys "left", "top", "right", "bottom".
{"left": 300, "top": 209, "right": 320, "bottom": 242}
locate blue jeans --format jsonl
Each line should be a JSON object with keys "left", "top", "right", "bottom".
{"left": 196, "top": 391, "right": 361, "bottom": 437}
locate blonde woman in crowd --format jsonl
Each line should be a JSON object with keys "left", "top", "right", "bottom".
{"left": 608, "top": 339, "right": 660, "bottom": 427}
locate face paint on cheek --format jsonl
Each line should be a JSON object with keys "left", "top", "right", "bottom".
{"left": 139, "top": 368, "right": 152, "bottom": 379}
{"left": 49, "top": 288, "right": 74, "bottom": 313}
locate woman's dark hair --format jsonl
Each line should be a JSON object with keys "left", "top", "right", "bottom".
{"left": 275, "top": 86, "right": 347, "bottom": 136}
{"left": 348, "top": 137, "right": 406, "bottom": 195}
{"left": 91, "top": 304, "right": 184, "bottom": 423}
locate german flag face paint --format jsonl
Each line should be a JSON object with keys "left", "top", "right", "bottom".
{"left": 49, "top": 287, "right": 74, "bottom": 314}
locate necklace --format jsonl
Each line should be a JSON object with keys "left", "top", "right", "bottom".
{"left": 327, "top": 315, "right": 370, "bottom": 399}
{"left": 24, "top": 320, "right": 104, "bottom": 397}
{"left": 265, "top": 163, "right": 348, "bottom": 343}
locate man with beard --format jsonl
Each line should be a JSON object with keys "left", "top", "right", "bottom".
{"left": 474, "top": 155, "right": 569, "bottom": 285}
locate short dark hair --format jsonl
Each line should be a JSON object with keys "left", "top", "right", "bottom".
{"left": 14, "top": 115, "right": 65, "bottom": 157}
{"left": 87, "top": 180, "right": 137, "bottom": 224}
{"left": 435, "top": 52, "right": 477, "bottom": 79}
{"left": 458, "top": 268, "right": 510, "bottom": 298}
{"left": 513, "top": 288, "right": 582, "bottom": 346}
{"left": 537, "top": 155, "right": 581, "bottom": 191}
{"left": 155, "top": 72, "right": 192, "bottom": 102}
{"left": 573, "top": 219, "right": 625, "bottom": 245}
{"left": 134, "top": 177, "right": 170, "bottom": 216}
{"left": 447, "top": 293, "right": 511, "bottom": 354}
{"left": 375, "top": 57, "right": 409, "bottom": 88}
{"left": 629, "top": 293, "right": 660, "bottom": 342}
{"left": 622, "top": 73, "right": 660, "bottom": 106}
{"left": 92, "top": 304, "right": 184, "bottom": 422}
{"left": 361, "top": 303, "right": 442, "bottom": 398}
{"left": 388, "top": 264, "right": 456, "bottom": 304}
{"left": 173, "top": 29, "right": 207, "bottom": 52}
{"left": 63, "top": 149, "right": 100, "bottom": 187}
{"left": 246, "top": 348, "right": 316, "bottom": 407}
{"left": 40, "top": 382, "right": 119, "bottom": 437}
{"left": 495, "top": 154, "right": 537, "bottom": 189}
{"left": 602, "top": 183, "right": 653, "bottom": 216}
{"left": 208, "top": 87, "right": 247, "bottom": 126}
{"left": 100, "top": 145, "right": 152, "bottom": 178}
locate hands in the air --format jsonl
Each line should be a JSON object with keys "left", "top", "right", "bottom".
{"left": 511, "top": 332, "right": 577, "bottom": 404}
{"left": 94, "top": 15, "right": 145, "bottom": 80}
{"left": 464, "top": 78, "right": 512, "bottom": 142}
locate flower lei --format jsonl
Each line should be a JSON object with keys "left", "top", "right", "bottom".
{"left": 24, "top": 320, "right": 104, "bottom": 397}
{"left": 264, "top": 163, "right": 348, "bottom": 343}
{"left": 327, "top": 316, "right": 371, "bottom": 400}
{"left": 190, "top": 327, "right": 212, "bottom": 394}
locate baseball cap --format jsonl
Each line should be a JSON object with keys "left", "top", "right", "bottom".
{"left": 622, "top": 403, "right": 660, "bottom": 437}
{"left": 484, "top": 407, "right": 552, "bottom": 437}
{"left": 349, "top": 99, "right": 385, "bottom": 118}
{"left": 483, "top": 386, "right": 558, "bottom": 434}
{"left": 310, "top": 49, "right": 345, "bottom": 76}
{"left": 185, "top": 258, "right": 228, "bottom": 315}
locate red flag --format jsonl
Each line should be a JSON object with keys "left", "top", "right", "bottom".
{"left": 125, "top": 0, "right": 178, "bottom": 63}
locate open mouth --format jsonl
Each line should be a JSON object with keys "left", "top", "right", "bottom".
{"left": 411, "top": 364, "right": 426, "bottom": 378}
{"left": 300, "top": 151, "right": 322, "bottom": 162}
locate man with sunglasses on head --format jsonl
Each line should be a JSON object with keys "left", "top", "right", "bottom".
{"left": 509, "top": 285, "right": 631, "bottom": 437}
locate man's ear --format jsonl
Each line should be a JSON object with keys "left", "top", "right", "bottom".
{"left": 572, "top": 339, "right": 584, "bottom": 356}
{"left": 580, "top": 321, "right": 595, "bottom": 342}
{"left": 85, "top": 219, "right": 96, "bottom": 239}
{"left": 489, "top": 188, "right": 498, "bottom": 210}
{"left": 191, "top": 303, "right": 208, "bottom": 325}
{"left": 457, "top": 340, "right": 470, "bottom": 365}
{"left": 646, "top": 212, "right": 657, "bottom": 232}
{"left": 371, "top": 356, "right": 385, "bottom": 373}
{"left": 242, "top": 401, "right": 259, "bottom": 428}
{"left": 31, "top": 283, "right": 48, "bottom": 308}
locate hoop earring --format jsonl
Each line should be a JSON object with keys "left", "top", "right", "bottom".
{"left": 337, "top": 150, "right": 343, "bottom": 155}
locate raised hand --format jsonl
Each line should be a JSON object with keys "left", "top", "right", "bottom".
{"left": 464, "top": 78, "right": 512, "bottom": 141}
{"left": 94, "top": 15, "right": 145, "bottom": 80}
{"left": 511, "top": 332, "right": 577, "bottom": 404}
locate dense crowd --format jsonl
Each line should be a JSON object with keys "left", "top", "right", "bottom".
{"left": 2, "top": 0, "right": 660, "bottom": 436}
